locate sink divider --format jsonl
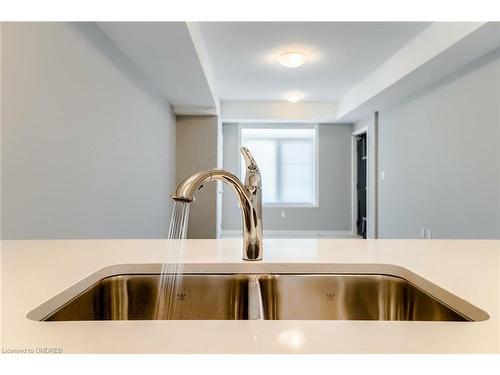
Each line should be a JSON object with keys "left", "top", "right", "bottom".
{"left": 248, "top": 275, "right": 264, "bottom": 320}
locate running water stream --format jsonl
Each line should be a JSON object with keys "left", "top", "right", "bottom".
{"left": 154, "top": 201, "right": 191, "bottom": 320}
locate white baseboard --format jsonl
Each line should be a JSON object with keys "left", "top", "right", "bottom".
{"left": 220, "top": 230, "right": 356, "bottom": 239}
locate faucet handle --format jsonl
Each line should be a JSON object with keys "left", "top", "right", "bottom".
{"left": 240, "top": 147, "right": 261, "bottom": 188}
{"left": 241, "top": 147, "right": 257, "bottom": 169}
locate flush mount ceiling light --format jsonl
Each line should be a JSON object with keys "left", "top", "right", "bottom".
{"left": 278, "top": 51, "right": 308, "bottom": 68}
{"left": 284, "top": 92, "right": 305, "bottom": 103}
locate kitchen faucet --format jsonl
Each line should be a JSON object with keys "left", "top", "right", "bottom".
{"left": 171, "top": 147, "right": 263, "bottom": 261}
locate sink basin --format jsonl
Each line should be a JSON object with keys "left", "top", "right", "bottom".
{"left": 43, "top": 274, "right": 249, "bottom": 321}
{"left": 258, "top": 274, "right": 468, "bottom": 321}
{"left": 28, "top": 264, "right": 488, "bottom": 322}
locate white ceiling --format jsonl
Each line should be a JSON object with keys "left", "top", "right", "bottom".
{"left": 98, "top": 22, "right": 497, "bottom": 122}
{"left": 98, "top": 22, "right": 215, "bottom": 109}
{"left": 198, "top": 22, "right": 430, "bottom": 101}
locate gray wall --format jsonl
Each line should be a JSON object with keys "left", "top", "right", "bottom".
{"left": 375, "top": 49, "right": 500, "bottom": 239}
{"left": 1, "top": 22, "right": 176, "bottom": 239}
{"left": 176, "top": 116, "right": 218, "bottom": 238}
{"left": 222, "top": 123, "right": 352, "bottom": 232}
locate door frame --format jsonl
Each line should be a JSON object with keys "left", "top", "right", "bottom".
{"left": 351, "top": 127, "right": 369, "bottom": 237}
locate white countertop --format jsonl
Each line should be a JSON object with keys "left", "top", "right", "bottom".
{"left": 1, "top": 239, "right": 499, "bottom": 353}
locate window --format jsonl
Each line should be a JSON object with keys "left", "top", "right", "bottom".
{"left": 240, "top": 124, "right": 318, "bottom": 206}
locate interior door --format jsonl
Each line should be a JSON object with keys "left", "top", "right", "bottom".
{"left": 356, "top": 134, "right": 367, "bottom": 238}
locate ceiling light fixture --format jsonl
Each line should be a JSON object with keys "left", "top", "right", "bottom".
{"left": 278, "top": 51, "right": 307, "bottom": 68}
{"left": 284, "top": 92, "right": 305, "bottom": 103}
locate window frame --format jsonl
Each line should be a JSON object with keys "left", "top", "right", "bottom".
{"left": 238, "top": 123, "right": 319, "bottom": 208}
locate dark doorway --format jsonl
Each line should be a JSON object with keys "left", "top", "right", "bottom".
{"left": 356, "top": 133, "right": 367, "bottom": 238}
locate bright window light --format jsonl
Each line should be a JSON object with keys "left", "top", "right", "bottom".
{"left": 240, "top": 125, "right": 318, "bottom": 206}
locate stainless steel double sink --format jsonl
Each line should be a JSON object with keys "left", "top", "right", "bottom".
{"left": 27, "top": 264, "right": 489, "bottom": 322}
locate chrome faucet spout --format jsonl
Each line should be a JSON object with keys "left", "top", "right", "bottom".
{"left": 171, "top": 147, "right": 263, "bottom": 261}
